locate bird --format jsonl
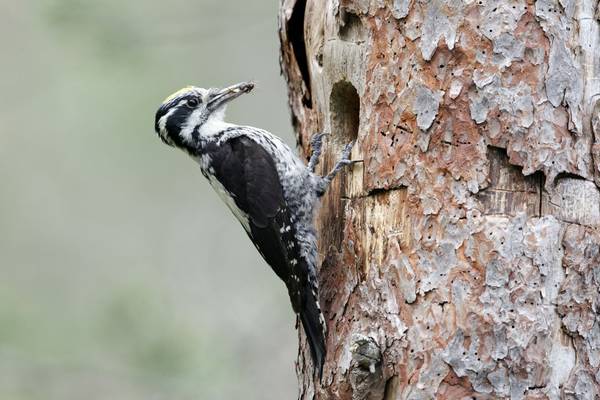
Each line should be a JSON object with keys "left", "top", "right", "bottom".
{"left": 153, "top": 81, "right": 353, "bottom": 377}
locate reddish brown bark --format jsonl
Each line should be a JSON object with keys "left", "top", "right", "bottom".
{"left": 279, "top": 1, "right": 600, "bottom": 399}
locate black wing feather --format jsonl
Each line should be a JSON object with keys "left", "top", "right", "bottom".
{"left": 205, "top": 136, "right": 299, "bottom": 294}
{"left": 239, "top": 139, "right": 284, "bottom": 228}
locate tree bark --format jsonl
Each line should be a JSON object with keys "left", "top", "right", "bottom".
{"left": 278, "top": 1, "right": 600, "bottom": 399}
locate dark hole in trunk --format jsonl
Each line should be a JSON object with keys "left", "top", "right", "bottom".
{"left": 287, "top": 0, "right": 312, "bottom": 108}
{"left": 339, "top": 10, "right": 366, "bottom": 43}
{"left": 330, "top": 81, "right": 359, "bottom": 144}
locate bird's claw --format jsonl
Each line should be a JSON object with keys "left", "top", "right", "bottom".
{"left": 340, "top": 141, "right": 354, "bottom": 161}
{"left": 310, "top": 132, "right": 329, "bottom": 147}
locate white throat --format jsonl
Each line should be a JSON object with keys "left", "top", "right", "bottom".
{"left": 197, "top": 109, "right": 234, "bottom": 139}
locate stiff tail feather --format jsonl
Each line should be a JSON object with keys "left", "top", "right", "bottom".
{"left": 299, "top": 291, "right": 326, "bottom": 379}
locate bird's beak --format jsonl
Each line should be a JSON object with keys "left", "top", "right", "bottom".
{"left": 208, "top": 82, "right": 255, "bottom": 110}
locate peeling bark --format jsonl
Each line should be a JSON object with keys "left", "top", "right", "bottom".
{"left": 278, "top": 1, "right": 600, "bottom": 398}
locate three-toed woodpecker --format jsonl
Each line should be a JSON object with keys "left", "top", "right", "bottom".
{"left": 154, "top": 82, "right": 353, "bottom": 376}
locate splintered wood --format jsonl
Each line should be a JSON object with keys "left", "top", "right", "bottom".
{"left": 279, "top": 0, "right": 600, "bottom": 398}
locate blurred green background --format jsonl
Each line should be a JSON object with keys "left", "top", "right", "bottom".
{"left": 0, "top": 1, "right": 297, "bottom": 399}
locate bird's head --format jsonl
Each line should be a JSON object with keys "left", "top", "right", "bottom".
{"left": 154, "top": 81, "right": 254, "bottom": 151}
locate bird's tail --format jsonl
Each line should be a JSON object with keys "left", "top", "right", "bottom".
{"left": 299, "top": 288, "right": 327, "bottom": 379}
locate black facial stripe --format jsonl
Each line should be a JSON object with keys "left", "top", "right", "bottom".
{"left": 191, "top": 125, "right": 200, "bottom": 143}
{"left": 154, "top": 94, "right": 198, "bottom": 133}
{"left": 164, "top": 105, "right": 192, "bottom": 148}
{"left": 154, "top": 107, "right": 167, "bottom": 133}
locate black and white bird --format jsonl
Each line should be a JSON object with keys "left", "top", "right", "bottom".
{"left": 154, "top": 82, "right": 353, "bottom": 376}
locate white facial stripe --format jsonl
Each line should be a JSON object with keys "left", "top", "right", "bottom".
{"left": 158, "top": 107, "right": 176, "bottom": 132}
{"left": 179, "top": 107, "right": 205, "bottom": 143}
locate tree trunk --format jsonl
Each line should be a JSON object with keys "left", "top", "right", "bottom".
{"left": 278, "top": 1, "right": 600, "bottom": 399}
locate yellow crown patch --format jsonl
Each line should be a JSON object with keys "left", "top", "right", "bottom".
{"left": 162, "top": 86, "right": 195, "bottom": 104}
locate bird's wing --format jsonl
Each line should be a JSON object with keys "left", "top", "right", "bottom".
{"left": 204, "top": 135, "right": 326, "bottom": 373}
{"left": 205, "top": 135, "right": 303, "bottom": 309}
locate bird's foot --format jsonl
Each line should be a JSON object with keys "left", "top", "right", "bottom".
{"left": 316, "top": 141, "right": 356, "bottom": 196}
{"left": 308, "top": 132, "right": 328, "bottom": 172}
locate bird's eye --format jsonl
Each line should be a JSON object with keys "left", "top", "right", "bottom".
{"left": 187, "top": 97, "right": 200, "bottom": 107}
